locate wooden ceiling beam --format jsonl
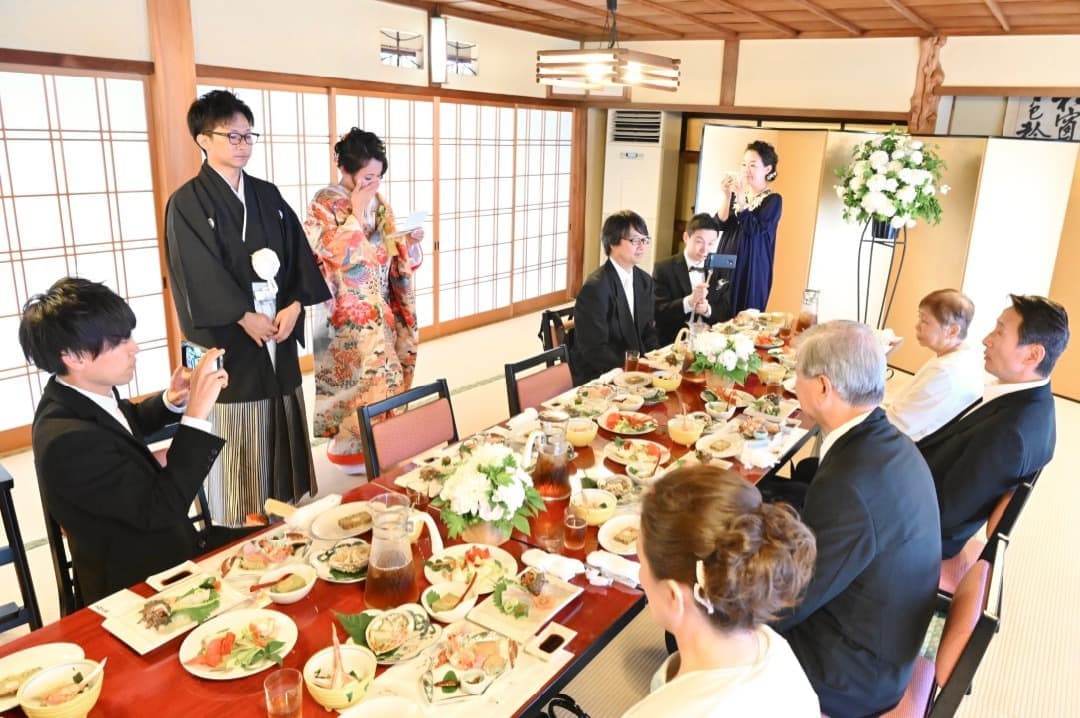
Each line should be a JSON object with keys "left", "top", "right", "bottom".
{"left": 385, "top": 0, "right": 586, "bottom": 40}
{"left": 700, "top": 0, "right": 799, "bottom": 37}
{"left": 883, "top": 0, "right": 937, "bottom": 35}
{"left": 461, "top": 0, "right": 608, "bottom": 34}
{"left": 628, "top": 0, "right": 735, "bottom": 38}
{"left": 788, "top": 0, "right": 863, "bottom": 36}
{"left": 982, "top": 0, "right": 1012, "bottom": 31}
{"left": 539, "top": 0, "right": 684, "bottom": 37}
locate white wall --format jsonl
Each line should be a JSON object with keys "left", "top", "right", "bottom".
{"left": 943, "top": 36, "right": 1080, "bottom": 87}
{"left": 961, "top": 137, "right": 1077, "bottom": 342}
{"left": 620, "top": 40, "right": 724, "bottom": 106}
{"left": 444, "top": 17, "right": 576, "bottom": 98}
{"left": 0, "top": 0, "right": 150, "bottom": 60}
{"left": 738, "top": 38, "right": 919, "bottom": 112}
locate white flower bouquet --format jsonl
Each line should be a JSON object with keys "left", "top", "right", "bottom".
{"left": 834, "top": 127, "right": 949, "bottom": 230}
{"left": 688, "top": 331, "right": 762, "bottom": 385}
{"left": 431, "top": 444, "right": 544, "bottom": 539}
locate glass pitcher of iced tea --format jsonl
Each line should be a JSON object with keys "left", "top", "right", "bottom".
{"left": 523, "top": 430, "right": 571, "bottom": 551}
{"left": 365, "top": 493, "right": 442, "bottom": 609}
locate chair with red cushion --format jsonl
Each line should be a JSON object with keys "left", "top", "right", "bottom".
{"left": 358, "top": 379, "right": 458, "bottom": 479}
{"left": 505, "top": 346, "right": 574, "bottom": 416}
{"left": 939, "top": 475, "right": 1035, "bottom": 594}
{"left": 884, "top": 538, "right": 1008, "bottom": 717}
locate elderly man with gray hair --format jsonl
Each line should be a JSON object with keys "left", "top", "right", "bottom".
{"left": 769, "top": 320, "right": 941, "bottom": 717}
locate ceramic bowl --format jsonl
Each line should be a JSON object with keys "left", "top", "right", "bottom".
{"left": 705, "top": 401, "right": 736, "bottom": 422}
{"left": 18, "top": 660, "right": 104, "bottom": 718}
{"left": 667, "top": 415, "right": 706, "bottom": 447}
{"left": 261, "top": 563, "right": 317, "bottom": 605}
{"left": 303, "top": 645, "right": 377, "bottom": 711}
{"left": 421, "top": 581, "right": 478, "bottom": 624}
{"left": 571, "top": 488, "right": 618, "bottom": 526}
{"left": 565, "top": 418, "right": 599, "bottom": 448}
{"left": 651, "top": 370, "right": 682, "bottom": 392}
{"left": 460, "top": 668, "right": 493, "bottom": 695}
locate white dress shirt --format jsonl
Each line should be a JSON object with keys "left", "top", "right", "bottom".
{"left": 56, "top": 377, "right": 213, "bottom": 435}
{"left": 610, "top": 259, "right": 636, "bottom": 319}
{"left": 965, "top": 376, "right": 1051, "bottom": 419}
{"left": 819, "top": 410, "right": 874, "bottom": 461}
{"left": 210, "top": 165, "right": 247, "bottom": 242}
{"left": 883, "top": 344, "right": 986, "bottom": 441}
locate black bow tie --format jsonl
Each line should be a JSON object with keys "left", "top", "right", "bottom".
{"left": 689, "top": 265, "right": 706, "bottom": 273}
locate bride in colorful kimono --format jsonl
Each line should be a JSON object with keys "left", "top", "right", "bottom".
{"left": 303, "top": 128, "right": 424, "bottom": 472}
{"left": 165, "top": 90, "right": 330, "bottom": 526}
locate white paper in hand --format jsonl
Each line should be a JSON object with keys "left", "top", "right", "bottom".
{"left": 390, "top": 209, "right": 429, "bottom": 235}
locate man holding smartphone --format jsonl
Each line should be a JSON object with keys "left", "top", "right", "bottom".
{"left": 652, "top": 213, "right": 731, "bottom": 346}
{"left": 19, "top": 277, "right": 249, "bottom": 604}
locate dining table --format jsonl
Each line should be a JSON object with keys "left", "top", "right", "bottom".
{"left": 0, "top": 350, "right": 816, "bottom": 718}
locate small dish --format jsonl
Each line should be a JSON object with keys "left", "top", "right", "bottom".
{"left": 667, "top": 415, "right": 706, "bottom": 447}
{"left": 598, "top": 514, "right": 641, "bottom": 556}
{"left": 303, "top": 644, "right": 377, "bottom": 710}
{"left": 421, "top": 581, "right": 478, "bottom": 624}
{"left": 705, "top": 401, "right": 735, "bottom": 421}
{"left": 609, "top": 393, "right": 645, "bottom": 411}
{"left": 651, "top": 370, "right": 682, "bottom": 392}
{"left": 565, "top": 418, "right": 598, "bottom": 447}
{"left": 260, "top": 564, "right": 317, "bottom": 605}
{"left": 17, "top": 659, "right": 104, "bottom": 718}
{"left": 460, "top": 668, "right": 492, "bottom": 695}
{"left": 571, "top": 488, "right": 618, "bottom": 526}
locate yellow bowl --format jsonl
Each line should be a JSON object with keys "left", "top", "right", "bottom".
{"left": 566, "top": 418, "right": 599, "bottom": 447}
{"left": 668, "top": 415, "right": 707, "bottom": 446}
{"left": 18, "top": 660, "right": 104, "bottom": 718}
{"left": 572, "top": 489, "right": 618, "bottom": 526}
{"left": 651, "top": 370, "right": 682, "bottom": 392}
{"left": 304, "top": 645, "right": 377, "bottom": 711}
{"left": 757, "top": 363, "right": 787, "bottom": 386}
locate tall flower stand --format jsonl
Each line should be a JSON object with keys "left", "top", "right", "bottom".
{"left": 856, "top": 218, "right": 908, "bottom": 330}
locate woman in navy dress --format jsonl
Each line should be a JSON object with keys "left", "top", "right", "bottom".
{"left": 715, "top": 141, "right": 782, "bottom": 314}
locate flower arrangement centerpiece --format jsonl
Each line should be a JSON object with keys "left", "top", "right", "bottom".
{"left": 834, "top": 127, "right": 949, "bottom": 234}
{"left": 688, "top": 331, "right": 762, "bottom": 387}
{"left": 431, "top": 444, "right": 545, "bottom": 542}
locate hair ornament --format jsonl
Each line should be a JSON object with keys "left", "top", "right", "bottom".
{"left": 692, "top": 559, "right": 715, "bottom": 615}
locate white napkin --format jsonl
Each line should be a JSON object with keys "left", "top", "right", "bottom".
{"left": 507, "top": 407, "right": 539, "bottom": 431}
{"left": 521, "top": 548, "right": 585, "bottom": 582}
{"left": 285, "top": 493, "right": 341, "bottom": 532}
{"left": 739, "top": 441, "right": 779, "bottom": 469}
{"left": 596, "top": 367, "right": 623, "bottom": 384}
{"left": 586, "top": 550, "right": 640, "bottom": 587}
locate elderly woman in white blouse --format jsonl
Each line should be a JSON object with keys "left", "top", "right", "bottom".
{"left": 883, "top": 289, "right": 985, "bottom": 440}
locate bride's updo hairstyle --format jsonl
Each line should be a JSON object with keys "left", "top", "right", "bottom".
{"left": 640, "top": 466, "right": 815, "bottom": 630}
{"left": 335, "top": 128, "right": 388, "bottom": 177}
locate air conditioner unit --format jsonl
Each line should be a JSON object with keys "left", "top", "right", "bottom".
{"left": 600, "top": 109, "right": 682, "bottom": 272}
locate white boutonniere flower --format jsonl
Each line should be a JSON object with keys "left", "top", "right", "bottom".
{"left": 251, "top": 248, "right": 280, "bottom": 281}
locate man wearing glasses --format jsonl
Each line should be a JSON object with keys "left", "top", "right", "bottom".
{"left": 164, "top": 90, "right": 329, "bottom": 528}
{"left": 918, "top": 294, "right": 1069, "bottom": 557}
{"left": 570, "top": 210, "right": 659, "bottom": 384}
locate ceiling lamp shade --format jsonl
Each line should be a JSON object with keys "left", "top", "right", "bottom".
{"left": 536, "top": 48, "right": 680, "bottom": 92}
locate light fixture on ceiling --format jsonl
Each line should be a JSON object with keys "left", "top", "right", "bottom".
{"left": 536, "top": 0, "right": 680, "bottom": 92}
{"left": 430, "top": 14, "right": 447, "bottom": 84}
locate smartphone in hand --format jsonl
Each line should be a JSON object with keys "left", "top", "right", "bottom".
{"left": 181, "top": 340, "right": 223, "bottom": 371}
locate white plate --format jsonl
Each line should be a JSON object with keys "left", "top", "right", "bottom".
{"left": 0, "top": 642, "right": 84, "bottom": 711}
{"left": 466, "top": 570, "right": 584, "bottom": 644}
{"left": 219, "top": 532, "right": 312, "bottom": 577}
{"left": 310, "top": 538, "right": 370, "bottom": 584}
{"left": 694, "top": 432, "right": 744, "bottom": 458}
{"left": 102, "top": 573, "right": 249, "bottom": 656}
{"left": 598, "top": 514, "right": 641, "bottom": 556}
{"left": 602, "top": 438, "right": 670, "bottom": 467}
{"left": 423, "top": 543, "right": 517, "bottom": 594}
{"left": 597, "top": 409, "right": 658, "bottom": 436}
{"left": 339, "top": 695, "right": 424, "bottom": 718}
{"left": 744, "top": 398, "right": 800, "bottom": 423}
{"left": 783, "top": 376, "right": 797, "bottom": 395}
{"left": 178, "top": 608, "right": 298, "bottom": 680}
{"left": 310, "top": 501, "right": 373, "bottom": 540}
{"left": 361, "top": 604, "right": 442, "bottom": 665}
{"left": 612, "top": 371, "right": 652, "bottom": 389}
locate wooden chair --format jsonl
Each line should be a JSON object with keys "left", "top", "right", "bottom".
{"left": 0, "top": 464, "right": 43, "bottom": 632}
{"left": 505, "top": 346, "right": 574, "bottom": 416}
{"left": 939, "top": 472, "right": 1037, "bottom": 595}
{"left": 884, "top": 539, "right": 1008, "bottom": 718}
{"left": 538, "top": 306, "right": 575, "bottom": 352}
{"left": 358, "top": 379, "right": 459, "bottom": 479}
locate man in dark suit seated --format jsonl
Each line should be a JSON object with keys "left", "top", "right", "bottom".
{"left": 773, "top": 320, "right": 941, "bottom": 717}
{"left": 919, "top": 294, "right": 1069, "bottom": 558}
{"left": 19, "top": 277, "right": 248, "bottom": 604}
{"left": 652, "top": 213, "right": 730, "bottom": 346}
{"left": 570, "top": 210, "right": 659, "bottom": 384}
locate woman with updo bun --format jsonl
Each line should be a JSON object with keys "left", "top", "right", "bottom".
{"left": 625, "top": 466, "right": 819, "bottom": 717}
{"left": 714, "top": 140, "right": 782, "bottom": 314}
{"left": 304, "top": 128, "right": 424, "bottom": 472}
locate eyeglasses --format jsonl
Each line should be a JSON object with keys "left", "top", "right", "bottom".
{"left": 208, "top": 131, "right": 261, "bottom": 146}
{"left": 626, "top": 236, "right": 651, "bottom": 247}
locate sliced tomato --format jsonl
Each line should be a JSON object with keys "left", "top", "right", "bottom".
{"left": 604, "top": 414, "right": 619, "bottom": 429}
{"left": 249, "top": 622, "right": 269, "bottom": 647}
{"left": 644, "top": 444, "right": 661, "bottom": 457}
{"left": 190, "top": 630, "right": 235, "bottom": 668}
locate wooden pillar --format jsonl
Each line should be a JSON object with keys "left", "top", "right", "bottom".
{"left": 909, "top": 36, "right": 946, "bottom": 134}
{"left": 720, "top": 38, "right": 739, "bottom": 107}
{"left": 146, "top": 0, "right": 201, "bottom": 364}
{"left": 567, "top": 106, "right": 588, "bottom": 296}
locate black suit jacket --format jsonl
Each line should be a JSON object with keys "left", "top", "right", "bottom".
{"left": 570, "top": 261, "right": 658, "bottom": 385}
{"left": 918, "top": 383, "right": 1055, "bottom": 558}
{"left": 776, "top": 409, "right": 941, "bottom": 717}
{"left": 652, "top": 253, "right": 731, "bottom": 346}
{"left": 32, "top": 378, "right": 226, "bottom": 603}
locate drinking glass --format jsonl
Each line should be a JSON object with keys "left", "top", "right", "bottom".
{"left": 797, "top": 290, "right": 820, "bottom": 333}
{"left": 624, "top": 350, "right": 640, "bottom": 372}
{"left": 563, "top": 508, "right": 587, "bottom": 551}
{"left": 264, "top": 668, "right": 303, "bottom": 718}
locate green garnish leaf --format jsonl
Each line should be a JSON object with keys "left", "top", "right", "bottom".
{"left": 442, "top": 670, "right": 458, "bottom": 694}
{"left": 334, "top": 610, "right": 375, "bottom": 648}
